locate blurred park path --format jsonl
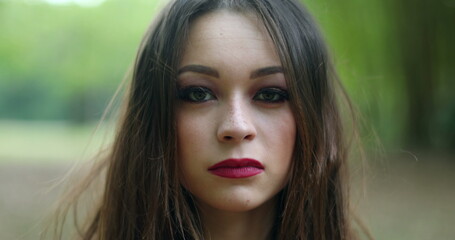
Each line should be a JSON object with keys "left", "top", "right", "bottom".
{"left": 0, "top": 151, "right": 454, "bottom": 240}
{"left": 0, "top": 162, "right": 71, "bottom": 240}
{"left": 354, "top": 151, "right": 455, "bottom": 239}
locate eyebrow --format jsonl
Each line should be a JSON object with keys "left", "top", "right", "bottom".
{"left": 177, "top": 64, "right": 283, "bottom": 79}
{"left": 250, "top": 66, "right": 283, "bottom": 79}
{"left": 178, "top": 65, "right": 219, "bottom": 78}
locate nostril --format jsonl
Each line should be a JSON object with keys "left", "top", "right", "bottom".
{"left": 244, "top": 134, "right": 254, "bottom": 140}
{"left": 223, "top": 134, "right": 254, "bottom": 141}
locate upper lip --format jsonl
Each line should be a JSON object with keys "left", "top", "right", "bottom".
{"left": 208, "top": 158, "right": 264, "bottom": 170}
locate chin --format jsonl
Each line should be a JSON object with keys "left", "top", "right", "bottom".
{"left": 213, "top": 199, "right": 258, "bottom": 212}
{"left": 195, "top": 190, "right": 277, "bottom": 213}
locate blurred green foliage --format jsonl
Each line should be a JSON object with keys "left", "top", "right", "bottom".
{"left": 304, "top": 0, "right": 455, "bottom": 150}
{"left": 0, "top": 0, "right": 160, "bottom": 121}
{"left": 0, "top": 0, "right": 454, "bottom": 150}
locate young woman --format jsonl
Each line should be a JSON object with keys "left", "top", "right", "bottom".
{"left": 49, "top": 0, "right": 363, "bottom": 239}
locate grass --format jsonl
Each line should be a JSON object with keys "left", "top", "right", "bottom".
{"left": 0, "top": 120, "right": 113, "bottom": 164}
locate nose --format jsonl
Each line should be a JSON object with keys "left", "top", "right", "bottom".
{"left": 217, "top": 99, "right": 257, "bottom": 143}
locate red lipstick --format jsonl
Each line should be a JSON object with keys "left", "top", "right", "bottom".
{"left": 208, "top": 158, "right": 264, "bottom": 178}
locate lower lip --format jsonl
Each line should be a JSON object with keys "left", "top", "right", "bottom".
{"left": 209, "top": 167, "right": 264, "bottom": 178}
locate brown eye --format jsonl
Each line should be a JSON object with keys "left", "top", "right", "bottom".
{"left": 253, "top": 88, "right": 289, "bottom": 103}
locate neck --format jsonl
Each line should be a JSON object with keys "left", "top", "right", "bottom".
{"left": 197, "top": 198, "right": 277, "bottom": 240}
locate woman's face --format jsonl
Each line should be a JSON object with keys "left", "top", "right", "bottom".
{"left": 176, "top": 11, "right": 296, "bottom": 213}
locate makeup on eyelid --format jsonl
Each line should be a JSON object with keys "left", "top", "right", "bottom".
{"left": 177, "top": 85, "right": 289, "bottom": 104}
{"left": 177, "top": 70, "right": 289, "bottom": 103}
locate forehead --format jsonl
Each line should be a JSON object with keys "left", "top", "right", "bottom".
{"left": 180, "top": 10, "right": 280, "bottom": 68}
{"left": 189, "top": 10, "right": 267, "bottom": 41}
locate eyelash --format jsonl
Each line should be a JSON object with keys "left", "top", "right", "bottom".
{"left": 177, "top": 86, "right": 216, "bottom": 103}
{"left": 177, "top": 86, "right": 289, "bottom": 103}
{"left": 254, "top": 88, "right": 289, "bottom": 103}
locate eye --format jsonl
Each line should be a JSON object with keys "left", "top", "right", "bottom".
{"left": 253, "top": 87, "right": 289, "bottom": 103}
{"left": 178, "top": 86, "right": 216, "bottom": 103}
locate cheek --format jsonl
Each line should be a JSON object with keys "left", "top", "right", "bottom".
{"left": 262, "top": 110, "right": 296, "bottom": 151}
{"left": 176, "top": 110, "right": 214, "bottom": 183}
{"left": 269, "top": 110, "right": 296, "bottom": 178}
{"left": 277, "top": 113, "right": 296, "bottom": 141}
{"left": 177, "top": 111, "right": 208, "bottom": 154}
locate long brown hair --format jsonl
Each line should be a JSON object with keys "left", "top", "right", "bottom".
{"left": 47, "top": 0, "right": 359, "bottom": 239}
